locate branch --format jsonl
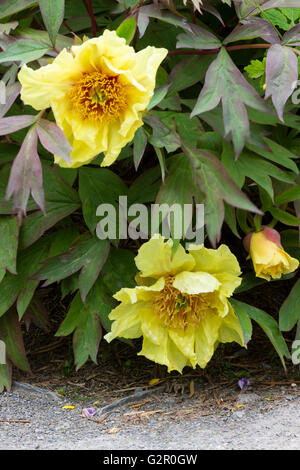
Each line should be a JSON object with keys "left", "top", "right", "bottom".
{"left": 83, "top": 0, "right": 97, "bottom": 37}
{"left": 168, "top": 43, "right": 272, "bottom": 56}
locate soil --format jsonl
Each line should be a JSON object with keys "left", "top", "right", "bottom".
{"left": 0, "top": 329, "right": 299, "bottom": 450}
{"left": 0, "top": 270, "right": 299, "bottom": 450}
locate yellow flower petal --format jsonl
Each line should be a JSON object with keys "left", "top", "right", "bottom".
{"left": 218, "top": 303, "right": 245, "bottom": 346}
{"left": 173, "top": 271, "right": 220, "bottom": 295}
{"left": 135, "top": 234, "right": 195, "bottom": 279}
{"left": 18, "top": 30, "right": 167, "bottom": 168}
{"left": 250, "top": 231, "right": 299, "bottom": 280}
{"left": 105, "top": 238, "right": 244, "bottom": 372}
{"left": 189, "top": 244, "right": 242, "bottom": 277}
{"left": 195, "top": 315, "right": 222, "bottom": 368}
{"left": 114, "top": 277, "right": 165, "bottom": 304}
{"left": 104, "top": 302, "right": 144, "bottom": 342}
{"left": 168, "top": 326, "right": 197, "bottom": 368}
{"left": 18, "top": 48, "right": 80, "bottom": 110}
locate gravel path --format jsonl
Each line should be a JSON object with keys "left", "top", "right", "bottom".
{"left": 0, "top": 384, "right": 299, "bottom": 450}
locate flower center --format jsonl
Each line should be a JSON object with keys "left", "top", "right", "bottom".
{"left": 153, "top": 276, "right": 214, "bottom": 330}
{"left": 69, "top": 71, "right": 128, "bottom": 122}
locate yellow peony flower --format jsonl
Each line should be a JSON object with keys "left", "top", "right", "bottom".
{"left": 105, "top": 235, "right": 245, "bottom": 373}
{"left": 244, "top": 227, "right": 299, "bottom": 281}
{"left": 18, "top": 30, "right": 167, "bottom": 168}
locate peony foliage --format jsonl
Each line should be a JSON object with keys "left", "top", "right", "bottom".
{"left": 0, "top": 0, "right": 299, "bottom": 390}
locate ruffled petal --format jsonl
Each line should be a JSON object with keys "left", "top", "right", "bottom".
{"left": 173, "top": 271, "right": 220, "bottom": 295}
{"left": 18, "top": 49, "right": 81, "bottom": 110}
{"left": 194, "top": 314, "right": 222, "bottom": 368}
{"left": 168, "top": 326, "right": 197, "bottom": 368}
{"left": 104, "top": 302, "right": 144, "bottom": 342}
{"left": 114, "top": 278, "right": 165, "bottom": 304}
{"left": 189, "top": 244, "right": 242, "bottom": 277}
{"left": 135, "top": 234, "right": 195, "bottom": 279}
{"left": 218, "top": 303, "right": 245, "bottom": 347}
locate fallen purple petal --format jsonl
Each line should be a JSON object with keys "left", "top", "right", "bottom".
{"left": 238, "top": 378, "right": 250, "bottom": 390}
{"left": 81, "top": 407, "right": 96, "bottom": 418}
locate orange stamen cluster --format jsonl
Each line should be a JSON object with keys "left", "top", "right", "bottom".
{"left": 68, "top": 71, "right": 128, "bottom": 122}
{"left": 153, "top": 276, "right": 214, "bottom": 330}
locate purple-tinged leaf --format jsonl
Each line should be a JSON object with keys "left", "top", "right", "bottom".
{"left": 202, "top": 1, "right": 224, "bottom": 25}
{"left": 23, "top": 296, "right": 50, "bottom": 333}
{"left": 262, "top": 0, "right": 300, "bottom": 9}
{"left": 177, "top": 24, "right": 221, "bottom": 50}
{"left": 224, "top": 18, "right": 280, "bottom": 45}
{"left": 137, "top": 10, "right": 150, "bottom": 38}
{"left": 0, "top": 114, "right": 36, "bottom": 135}
{"left": 37, "top": 119, "right": 72, "bottom": 164}
{"left": 265, "top": 44, "right": 298, "bottom": 122}
{"left": 282, "top": 24, "right": 300, "bottom": 46}
{"left": 5, "top": 126, "right": 45, "bottom": 221}
{"left": 133, "top": 127, "right": 147, "bottom": 171}
{"left": 182, "top": 142, "right": 261, "bottom": 245}
{"left": 191, "top": 47, "right": 271, "bottom": 157}
{"left": 235, "top": 0, "right": 300, "bottom": 18}
{"left": 0, "top": 82, "right": 21, "bottom": 119}
{"left": 33, "top": 234, "right": 110, "bottom": 302}
{"left": 0, "top": 309, "right": 31, "bottom": 372}
{"left": 137, "top": 5, "right": 192, "bottom": 38}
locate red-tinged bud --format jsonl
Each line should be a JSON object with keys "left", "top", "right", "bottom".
{"left": 244, "top": 227, "right": 299, "bottom": 281}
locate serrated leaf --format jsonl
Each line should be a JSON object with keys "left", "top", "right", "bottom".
{"left": 244, "top": 58, "right": 266, "bottom": 80}
{"left": 262, "top": 9, "right": 291, "bottom": 30}
{"left": 265, "top": 44, "right": 298, "bottom": 122}
{"left": 38, "top": 0, "right": 64, "bottom": 47}
{"left": 191, "top": 47, "right": 271, "bottom": 156}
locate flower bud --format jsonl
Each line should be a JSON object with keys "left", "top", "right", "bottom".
{"left": 244, "top": 227, "right": 299, "bottom": 281}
